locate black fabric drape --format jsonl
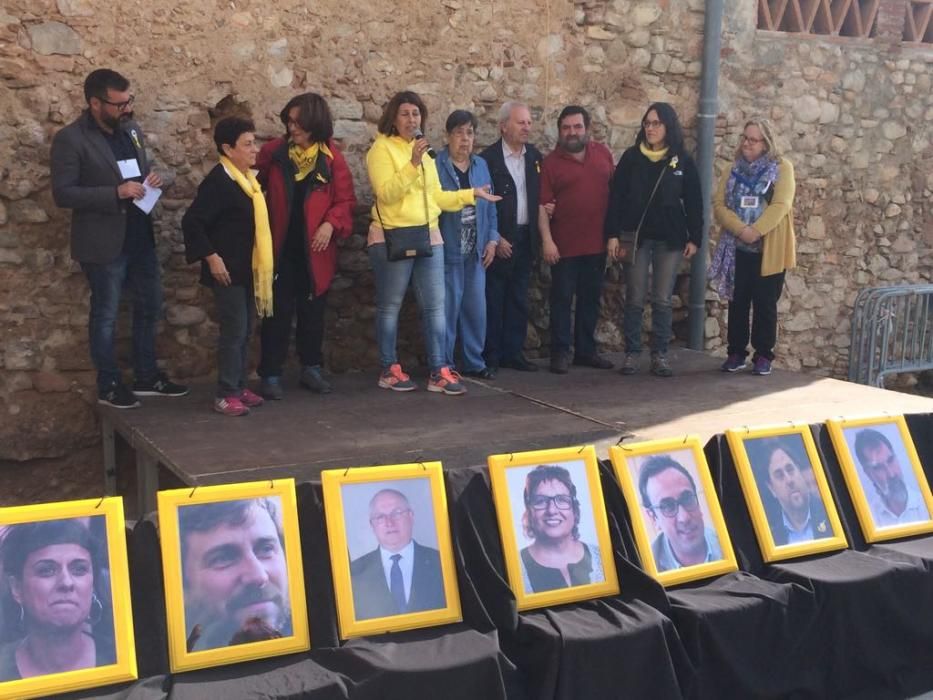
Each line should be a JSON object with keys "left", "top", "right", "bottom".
{"left": 445, "top": 464, "right": 693, "bottom": 700}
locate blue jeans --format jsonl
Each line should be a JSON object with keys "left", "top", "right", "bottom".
{"left": 444, "top": 255, "right": 487, "bottom": 371}
{"left": 81, "top": 245, "right": 162, "bottom": 392}
{"left": 623, "top": 239, "right": 681, "bottom": 356}
{"left": 368, "top": 243, "right": 446, "bottom": 372}
{"left": 213, "top": 285, "right": 253, "bottom": 398}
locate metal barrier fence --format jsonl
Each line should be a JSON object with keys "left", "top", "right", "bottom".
{"left": 848, "top": 284, "right": 933, "bottom": 387}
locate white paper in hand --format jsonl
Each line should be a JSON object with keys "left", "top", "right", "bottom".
{"left": 133, "top": 183, "right": 162, "bottom": 214}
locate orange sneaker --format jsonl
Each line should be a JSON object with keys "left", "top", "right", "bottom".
{"left": 428, "top": 367, "right": 467, "bottom": 396}
{"left": 378, "top": 364, "right": 417, "bottom": 392}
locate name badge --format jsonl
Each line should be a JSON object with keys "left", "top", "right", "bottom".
{"left": 117, "top": 158, "right": 141, "bottom": 179}
{"left": 740, "top": 196, "right": 759, "bottom": 208}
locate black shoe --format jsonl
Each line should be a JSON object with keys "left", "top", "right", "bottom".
{"left": 98, "top": 382, "right": 141, "bottom": 409}
{"left": 500, "top": 355, "right": 539, "bottom": 372}
{"left": 300, "top": 365, "right": 332, "bottom": 394}
{"left": 462, "top": 367, "right": 497, "bottom": 380}
{"left": 550, "top": 354, "right": 570, "bottom": 374}
{"left": 132, "top": 373, "right": 189, "bottom": 397}
{"left": 572, "top": 354, "right": 615, "bottom": 370}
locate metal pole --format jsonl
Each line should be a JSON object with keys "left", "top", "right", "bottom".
{"left": 689, "top": 0, "right": 725, "bottom": 350}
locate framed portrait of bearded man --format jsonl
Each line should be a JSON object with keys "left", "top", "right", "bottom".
{"left": 157, "top": 479, "right": 309, "bottom": 672}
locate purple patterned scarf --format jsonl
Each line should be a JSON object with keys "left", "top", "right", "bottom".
{"left": 709, "top": 156, "right": 779, "bottom": 300}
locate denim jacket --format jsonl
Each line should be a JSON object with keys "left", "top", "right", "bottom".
{"left": 436, "top": 149, "right": 499, "bottom": 264}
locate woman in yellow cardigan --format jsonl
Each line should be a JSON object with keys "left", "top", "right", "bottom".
{"left": 367, "top": 91, "right": 500, "bottom": 395}
{"left": 711, "top": 117, "right": 795, "bottom": 376}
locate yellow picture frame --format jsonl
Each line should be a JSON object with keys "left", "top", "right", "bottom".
{"left": 487, "top": 445, "right": 620, "bottom": 611}
{"left": 609, "top": 436, "right": 738, "bottom": 586}
{"left": 321, "top": 462, "right": 462, "bottom": 639}
{"left": 0, "top": 497, "right": 136, "bottom": 700}
{"left": 157, "top": 479, "right": 309, "bottom": 672}
{"left": 826, "top": 414, "right": 933, "bottom": 542}
{"left": 726, "top": 423, "right": 848, "bottom": 562}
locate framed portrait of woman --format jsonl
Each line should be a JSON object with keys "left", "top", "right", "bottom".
{"left": 487, "top": 445, "right": 620, "bottom": 611}
{"left": 827, "top": 414, "right": 933, "bottom": 543}
{"left": 321, "top": 462, "right": 462, "bottom": 639}
{"left": 609, "top": 436, "right": 738, "bottom": 586}
{"left": 157, "top": 479, "right": 309, "bottom": 672}
{"left": 0, "top": 497, "right": 136, "bottom": 700}
{"left": 726, "top": 423, "right": 848, "bottom": 562}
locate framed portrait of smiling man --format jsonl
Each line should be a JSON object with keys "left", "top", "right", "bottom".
{"left": 726, "top": 423, "right": 848, "bottom": 562}
{"left": 827, "top": 414, "right": 933, "bottom": 543}
{"left": 157, "top": 479, "right": 309, "bottom": 672}
{"left": 609, "top": 436, "right": 738, "bottom": 586}
{"left": 487, "top": 445, "right": 620, "bottom": 611}
{"left": 321, "top": 462, "right": 462, "bottom": 639}
{"left": 0, "top": 497, "right": 136, "bottom": 700}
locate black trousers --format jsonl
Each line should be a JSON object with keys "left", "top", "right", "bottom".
{"left": 548, "top": 253, "right": 606, "bottom": 358}
{"left": 258, "top": 254, "right": 327, "bottom": 377}
{"left": 484, "top": 226, "right": 533, "bottom": 366}
{"left": 212, "top": 284, "right": 253, "bottom": 397}
{"left": 727, "top": 249, "right": 785, "bottom": 361}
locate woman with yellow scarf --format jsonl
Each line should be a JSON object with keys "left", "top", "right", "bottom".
{"left": 183, "top": 117, "right": 272, "bottom": 416}
{"left": 255, "top": 93, "right": 357, "bottom": 400}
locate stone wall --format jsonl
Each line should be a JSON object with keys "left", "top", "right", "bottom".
{"left": 0, "top": 0, "right": 929, "bottom": 495}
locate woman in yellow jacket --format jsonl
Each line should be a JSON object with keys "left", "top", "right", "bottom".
{"left": 711, "top": 117, "right": 795, "bottom": 376}
{"left": 367, "top": 91, "right": 500, "bottom": 395}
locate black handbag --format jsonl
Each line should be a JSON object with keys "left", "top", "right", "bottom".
{"left": 377, "top": 165, "right": 433, "bottom": 262}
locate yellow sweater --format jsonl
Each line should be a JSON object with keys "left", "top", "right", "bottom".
{"left": 713, "top": 157, "right": 796, "bottom": 277}
{"left": 366, "top": 134, "right": 475, "bottom": 229}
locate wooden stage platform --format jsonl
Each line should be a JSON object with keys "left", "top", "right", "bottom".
{"left": 100, "top": 349, "right": 933, "bottom": 516}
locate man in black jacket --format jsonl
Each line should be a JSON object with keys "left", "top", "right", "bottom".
{"left": 480, "top": 102, "right": 542, "bottom": 374}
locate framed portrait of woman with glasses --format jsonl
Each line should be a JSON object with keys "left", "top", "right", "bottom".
{"left": 726, "top": 423, "right": 847, "bottom": 562}
{"left": 610, "top": 437, "right": 737, "bottom": 586}
{"left": 0, "top": 497, "right": 136, "bottom": 700}
{"left": 487, "top": 446, "right": 619, "bottom": 610}
{"left": 321, "top": 462, "right": 462, "bottom": 639}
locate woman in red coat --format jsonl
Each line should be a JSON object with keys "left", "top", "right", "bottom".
{"left": 256, "top": 92, "right": 356, "bottom": 399}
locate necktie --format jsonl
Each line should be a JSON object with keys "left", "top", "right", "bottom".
{"left": 390, "top": 553, "right": 406, "bottom": 613}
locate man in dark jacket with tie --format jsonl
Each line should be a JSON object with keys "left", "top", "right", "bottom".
{"left": 51, "top": 69, "right": 187, "bottom": 408}
{"left": 480, "top": 102, "right": 543, "bottom": 374}
{"left": 350, "top": 489, "right": 446, "bottom": 620}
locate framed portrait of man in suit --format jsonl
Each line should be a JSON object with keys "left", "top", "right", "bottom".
{"left": 0, "top": 497, "right": 136, "bottom": 700}
{"left": 487, "top": 445, "right": 620, "bottom": 611}
{"left": 827, "top": 414, "right": 933, "bottom": 543}
{"left": 321, "top": 462, "right": 462, "bottom": 639}
{"left": 609, "top": 436, "right": 738, "bottom": 586}
{"left": 727, "top": 423, "right": 848, "bottom": 562}
{"left": 157, "top": 479, "right": 309, "bottom": 672}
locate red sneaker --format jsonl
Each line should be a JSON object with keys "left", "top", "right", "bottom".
{"left": 239, "top": 388, "right": 264, "bottom": 408}
{"left": 214, "top": 396, "right": 250, "bottom": 416}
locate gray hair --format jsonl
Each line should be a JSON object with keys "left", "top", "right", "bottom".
{"left": 368, "top": 488, "right": 411, "bottom": 516}
{"left": 498, "top": 101, "right": 529, "bottom": 125}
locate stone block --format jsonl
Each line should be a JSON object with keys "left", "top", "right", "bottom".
{"left": 27, "top": 22, "right": 82, "bottom": 56}
{"left": 166, "top": 304, "right": 206, "bottom": 327}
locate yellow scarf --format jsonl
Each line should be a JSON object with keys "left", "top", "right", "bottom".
{"left": 288, "top": 142, "right": 333, "bottom": 182}
{"left": 639, "top": 142, "right": 669, "bottom": 162}
{"left": 220, "top": 156, "right": 274, "bottom": 318}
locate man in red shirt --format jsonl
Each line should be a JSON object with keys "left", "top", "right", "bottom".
{"left": 538, "top": 106, "right": 616, "bottom": 374}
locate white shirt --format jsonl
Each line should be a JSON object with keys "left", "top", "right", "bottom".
{"left": 502, "top": 140, "right": 528, "bottom": 226}
{"left": 379, "top": 540, "right": 415, "bottom": 603}
{"left": 867, "top": 487, "right": 929, "bottom": 528}
{"left": 781, "top": 505, "right": 817, "bottom": 545}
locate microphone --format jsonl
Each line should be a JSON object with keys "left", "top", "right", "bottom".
{"left": 413, "top": 129, "right": 436, "bottom": 159}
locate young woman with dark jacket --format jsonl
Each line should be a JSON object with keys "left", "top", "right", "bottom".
{"left": 255, "top": 92, "right": 356, "bottom": 399}
{"left": 605, "top": 102, "right": 704, "bottom": 378}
